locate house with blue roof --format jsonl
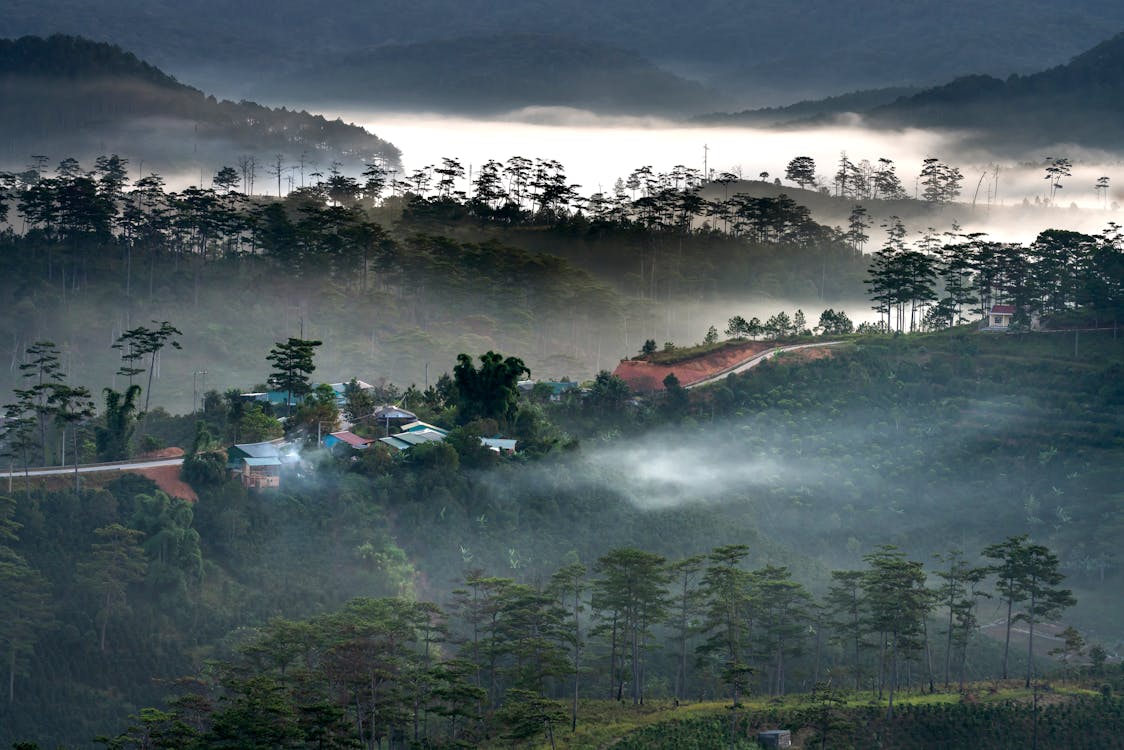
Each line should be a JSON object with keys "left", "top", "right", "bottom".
{"left": 227, "top": 440, "right": 284, "bottom": 488}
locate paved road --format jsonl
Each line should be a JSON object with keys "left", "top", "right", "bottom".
{"left": 0, "top": 457, "right": 184, "bottom": 478}
{"left": 685, "top": 341, "right": 845, "bottom": 390}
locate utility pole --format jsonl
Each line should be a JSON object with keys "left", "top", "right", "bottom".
{"left": 193, "top": 369, "right": 208, "bottom": 414}
{"left": 703, "top": 144, "right": 709, "bottom": 184}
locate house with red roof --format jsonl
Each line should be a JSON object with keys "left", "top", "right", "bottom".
{"left": 323, "top": 430, "right": 375, "bottom": 450}
{"left": 981, "top": 304, "right": 1016, "bottom": 331}
{"left": 980, "top": 304, "right": 1041, "bottom": 332}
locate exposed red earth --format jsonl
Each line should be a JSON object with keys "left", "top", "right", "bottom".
{"left": 613, "top": 341, "right": 774, "bottom": 392}
{"left": 614, "top": 340, "right": 840, "bottom": 392}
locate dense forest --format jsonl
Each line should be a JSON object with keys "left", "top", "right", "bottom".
{"left": 2, "top": 33, "right": 1124, "bottom": 747}
{"left": 0, "top": 149, "right": 875, "bottom": 408}
{"left": 864, "top": 30, "right": 1124, "bottom": 149}
{"left": 0, "top": 151, "right": 1120, "bottom": 746}
{"left": 704, "top": 29, "right": 1124, "bottom": 152}
{"left": 5, "top": 2, "right": 1124, "bottom": 748}
{"left": 249, "top": 34, "right": 726, "bottom": 115}
{"left": 0, "top": 36, "right": 400, "bottom": 176}
{"left": 2, "top": 325, "right": 1123, "bottom": 747}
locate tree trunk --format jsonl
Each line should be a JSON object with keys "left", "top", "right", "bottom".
{"left": 923, "top": 619, "right": 934, "bottom": 693}
{"left": 1025, "top": 590, "right": 1037, "bottom": 689}
{"left": 100, "top": 590, "right": 111, "bottom": 652}
{"left": 630, "top": 625, "right": 640, "bottom": 705}
{"left": 608, "top": 616, "right": 617, "bottom": 700}
{"left": 1002, "top": 595, "right": 1013, "bottom": 679}
{"left": 944, "top": 600, "right": 954, "bottom": 688}
{"left": 886, "top": 632, "right": 897, "bottom": 719}
{"left": 572, "top": 592, "right": 580, "bottom": 732}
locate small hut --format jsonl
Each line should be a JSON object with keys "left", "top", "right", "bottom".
{"left": 757, "top": 729, "right": 792, "bottom": 749}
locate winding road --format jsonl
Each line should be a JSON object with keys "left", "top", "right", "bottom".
{"left": 685, "top": 341, "right": 845, "bottom": 390}
{"left": 0, "top": 456, "right": 184, "bottom": 478}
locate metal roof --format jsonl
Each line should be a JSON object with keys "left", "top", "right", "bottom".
{"left": 231, "top": 441, "right": 281, "bottom": 459}
{"left": 327, "top": 431, "right": 373, "bottom": 448}
{"left": 379, "top": 436, "right": 412, "bottom": 450}
{"left": 481, "top": 438, "right": 518, "bottom": 451}
{"left": 372, "top": 405, "right": 417, "bottom": 421}
{"left": 243, "top": 457, "right": 282, "bottom": 467}
{"left": 401, "top": 420, "right": 449, "bottom": 436}
{"left": 379, "top": 429, "right": 447, "bottom": 450}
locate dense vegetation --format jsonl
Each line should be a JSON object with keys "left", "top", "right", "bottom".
{"left": 865, "top": 31, "right": 1124, "bottom": 149}
{"left": 0, "top": 36, "right": 400, "bottom": 174}
{"left": 0, "top": 60, "right": 1121, "bottom": 748}
{"left": 2, "top": 321, "right": 1123, "bottom": 747}
{"left": 250, "top": 34, "right": 725, "bottom": 115}
{"left": 0, "top": 151, "right": 869, "bottom": 410}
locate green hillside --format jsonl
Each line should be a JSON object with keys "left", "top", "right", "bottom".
{"left": 251, "top": 34, "right": 727, "bottom": 115}
{"left": 0, "top": 35, "right": 400, "bottom": 173}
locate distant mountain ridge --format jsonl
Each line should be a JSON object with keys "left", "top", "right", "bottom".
{"left": 698, "top": 30, "right": 1124, "bottom": 151}
{"left": 0, "top": 35, "right": 400, "bottom": 173}
{"left": 6, "top": 0, "right": 1124, "bottom": 109}
{"left": 250, "top": 33, "right": 726, "bottom": 115}
{"left": 692, "top": 87, "right": 919, "bottom": 126}
{"left": 864, "top": 30, "right": 1124, "bottom": 147}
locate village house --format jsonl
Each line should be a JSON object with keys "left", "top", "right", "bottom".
{"left": 980, "top": 303, "right": 1041, "bottom": 332}
{"left": 323, "top": 430, "right": 375, "bottom": 450}
{"left": 378, "top": 421, "right": 519, "bottom": 454}
{"left": 379, "top": 421, "right": 450, "bottom": 451}
{"left": 981, "top": 303, "right": 1016, "bottom": 331}
{"left": 227, "top": 440, "right": 285, "bottom": 488}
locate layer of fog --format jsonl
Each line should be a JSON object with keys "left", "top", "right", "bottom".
{"left": 351, "top": 108, "right": 1124, "bottom": 244}
{"left": 479, "top": 395, "right": 1032, "bottom": 551}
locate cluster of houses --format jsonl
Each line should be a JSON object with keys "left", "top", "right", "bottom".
{"left": 227, "top": 380, "right": 520, "bottom": 489}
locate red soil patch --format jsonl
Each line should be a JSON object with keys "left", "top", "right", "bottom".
{"left": 128, "top": 464, "right": 197, "bottom": 502}
{"left": 612, "top": 341, "right": 773, "bottom": 392}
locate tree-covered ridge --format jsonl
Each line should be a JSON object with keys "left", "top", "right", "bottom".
{"left": 6, "top": 0, "right": 1124, "bottom": 107}
{"left": 0, "top": 35, "right": 400, "bottom": 173}
{"left": 0, "top": 34, "right": 176, "bottom": 83}
{"left": 1, "top": 324, "right": 1122, "bottom": 746}
{"left": 862, "top": 30, "right": 1124, "bottom": 148}
{"left": 865, "top": 225, "right": 1124, "bottom": 333}
{"left": 250, "top": 33, "right": 726, "bottom": 115}
{"left": 0, "top": 151, "right": 868, "bottom": 407}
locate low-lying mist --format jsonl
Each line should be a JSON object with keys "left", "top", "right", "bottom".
{"left": 465, "top": 390, "right": 1058, "bottom": 583}
{"left": 345, "top": 107, "right": 1124, "bottom": 244}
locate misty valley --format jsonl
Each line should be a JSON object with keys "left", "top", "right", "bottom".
{"left": 1, "top": 21, "right": 1124, "bottom": 750}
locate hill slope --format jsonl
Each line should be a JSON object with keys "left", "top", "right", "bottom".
{"left": 864, "top": 30, "right": 1124, "bottom": 148}
{"left": 250, "top": 34, "right": 726, "bottom": 116}
{"left": 0, "top": 35, "right": 400, "bottom": 173}
{"left": 5, "top": 0, "right": 1124, "bottom": 108}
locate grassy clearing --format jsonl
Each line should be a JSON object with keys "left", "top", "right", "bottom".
{"left": 483, "top": 682, "right": 1112, "bottom": 750}
{"left": 641, "top": 339, "right": 752, "bottom": 365}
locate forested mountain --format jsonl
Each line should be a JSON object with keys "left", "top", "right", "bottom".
{"left": 0, "top": 35, "right": 400, "bottom": 174}
{"left": 5, "top": 0, "right": 1124, "bottom": 108}
{"left": 0, "top": 151, "right": 869, "bottom": 411}
{"left": 704, "top": 30, "right": 1124, "bottom": 151}
{"left": 693, "top": 86, "right": 920, "bottom": 126}
{"left": 250, "top": 34, "right": 726, "bottom": 115}
{"left": 863, "top": 30, "right": 1124, "bottom": 148}
{"left": 2, "top": 327, "right": 1122, "bottom": 748}
{"left": 1, "top": 148, "right": 1122, "bottom": 748}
